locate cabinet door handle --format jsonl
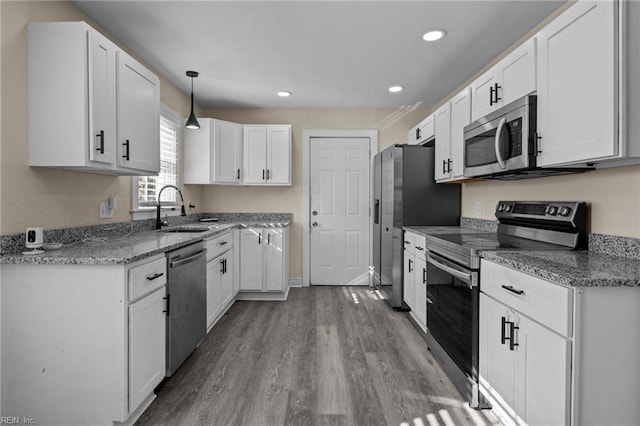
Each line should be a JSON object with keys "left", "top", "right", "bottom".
{"left": 267, "top": 233, "right": 271, "bottom": 245}
{"left": 96, "top": 130, "right": 105, "bottom": 154}
{"left": 442, "top": 159, "right": 447, "bottom": 174}
{"left": 489, "top": 85, "right": 495, "bottom": 106}
{"left": 266, "top": 169, "right": 271, "bottom": 180}
{"left": 163, "top": 294, "right": 170, "bottom": 316}
{"left": 258, "top": 233, "right": 261, "bottom": 244}
{"left": 416, "top": 127, "right": 421, "bottom": 141}
{"left": 501, "top": 285, "right": 525, "bottom": 296}
{"left": 494, "top": 83, "right": 502, "bottom": 103}
{"left": 237, "top": 169, "right": 241, "bottom": 180}
{"left": 122, "top": 139, "right": 130, "bottom": 160}
{"left": 220, "top": 259, "right": 225, "bottom": 274}
{"left": 422, "top": 268, "right": 427, "bottom": 284}
{"left": 509, "top": 322, "right": 519, "bottom": 351}
{"left": 262, "top": 169, "right": 266, "bottom": 180}
{"left": 447, "top": 159, "right": 452, "bottom": 173}
{"left": 408, "top": 258, "right": 413, "bottom": 273}
{"left": 146, "top": 272, "right": 164, "bottom": 281}
{"left": 501, "top": 316, "right": 508, "bottom": 345}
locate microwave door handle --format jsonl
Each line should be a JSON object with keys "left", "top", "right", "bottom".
{"left": 494, "top": 117, "right": 507, "bottom": 169}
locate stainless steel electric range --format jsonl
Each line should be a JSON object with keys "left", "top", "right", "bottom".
{"left": 423, "top": 201, "right": 588, "bottom": 409}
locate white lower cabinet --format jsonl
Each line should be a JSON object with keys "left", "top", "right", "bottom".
{"left": 239, "top": 227, "right": 289, "bottom": 296}
{"left": 1, "top": 254, "right": 167, "bottom": 425}
{"left": 480, "top": 293, "right": 570, "bottom": 425}
{"left": 205, "top": 231, "right": 237, "bottom": 330}
{"left": 128, "top": 286, "right": 166, "bottom": 412}
{"left": 480, "top": 259, "right": 640, "bottom": 426}
{"left": 403, "top": 230, "right": 427, "bottom": 332}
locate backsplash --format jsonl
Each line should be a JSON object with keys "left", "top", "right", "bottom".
{"left": 460, "top": 217, "right": 498, "bottom": 232}
{"left": 0, "top": 212, "right": 293, "bottom": 255}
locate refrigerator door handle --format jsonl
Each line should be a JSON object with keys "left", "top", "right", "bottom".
{"left": 374, "top": 199, "right": 380, "bottom": 224}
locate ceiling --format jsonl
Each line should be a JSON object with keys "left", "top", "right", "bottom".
{"left": 72, "top": 1, "right": 565, "bottom": 110}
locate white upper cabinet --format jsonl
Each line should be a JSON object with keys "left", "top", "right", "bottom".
{"left": 408, "top": 114, "right": 436, "bottom": 145}
{"left": 470, "top": 38, "right": 536, "bottom": 123}
{"left": 184, "top": 118, "right": 243, "bottom": 184}
{"left": 435, "top": 88, "right": 471, "bottom": 182}
{"left": 243, "top": 125, "right": 292, "bottom": 185}
{"left": 536, "top": 1, "right": 619, "bottom": 167}
{"left": 116, "top": 50, "right": 160, "bottom": 173}
{"left": 28, "top": 22, "right": 160, "bottom": 175}
{"left": 538, "top": 0, "right": 640, "bottom": 168}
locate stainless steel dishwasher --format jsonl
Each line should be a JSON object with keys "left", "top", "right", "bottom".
{"left": 165, "top": 241, "right": 206, "bottom": 376}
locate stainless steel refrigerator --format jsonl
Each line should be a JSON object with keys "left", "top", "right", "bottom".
{"left": 372, "top": 144, "right": 460, "bottom": 309}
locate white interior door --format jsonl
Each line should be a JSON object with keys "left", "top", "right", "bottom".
{"left": 310, "top": 137, "right": 370, "bottom": 285}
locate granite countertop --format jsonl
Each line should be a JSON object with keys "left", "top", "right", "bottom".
{"left": 481, "top": 250, "right": 640, "bottom": 288}
{"left": 0, "top": 219, "right": 291, "bottom": 266}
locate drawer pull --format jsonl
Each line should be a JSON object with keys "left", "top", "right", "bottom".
{"left": 501, "top": 285, "right": 524, "bottom": 295}
{"left": 219, "top": 241, "right": 228, "bottom": 246}
{"left": 146, "top": 272, "right": 164, "bottom": 281}
{"left": 416, "top": 246, "right": 424, "bottom": 251}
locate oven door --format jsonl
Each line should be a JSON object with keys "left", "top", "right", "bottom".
{"left": 426, "top": 251, "right": 479, "bottom": 381}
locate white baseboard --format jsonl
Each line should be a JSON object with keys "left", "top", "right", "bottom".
{"left": 289, "top": 277, "right": 303, "bottom": 287}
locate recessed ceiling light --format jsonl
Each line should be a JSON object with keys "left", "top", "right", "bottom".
{"left": 388, "top": 86, "right": 404, "bottom": 93}
{"left": 277, "top": 91, "right": 292, "bottom": 97}
{"left": 423, "top": 30, "right": 446, "bottom": 42}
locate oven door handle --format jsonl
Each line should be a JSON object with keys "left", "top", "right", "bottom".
{"left": 426, "top": 253, "right": 477, "bottom": 287}
{"left": 494, "top": 117, "right": 507, "bottom": 169}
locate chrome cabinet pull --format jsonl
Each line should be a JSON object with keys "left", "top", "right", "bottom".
{"left": 501, "top": 284, "right": 524, "bottom": 296}
{"left": 96, "top": 130, "right": 105, "bottom": 154}
{"left": 146, "top": 272, "right": 164, "bottom": 281}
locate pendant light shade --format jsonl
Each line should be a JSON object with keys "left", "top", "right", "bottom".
{"left": 185, "top": 70, "right": 200, "bottom": 130}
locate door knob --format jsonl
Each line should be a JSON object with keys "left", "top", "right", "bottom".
{"left": 312, "top": 211, "right": 318, "bottom": 216}
{"left": 312, "top": 222, "right": 318, "bottom": 227}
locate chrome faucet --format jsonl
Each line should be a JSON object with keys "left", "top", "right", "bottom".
{"left": 156, "top": 185, "right": 186, "bottom": 229}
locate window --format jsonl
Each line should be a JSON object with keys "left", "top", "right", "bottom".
{"left": 132, "top": 105, "right": 180, "bottom": 215}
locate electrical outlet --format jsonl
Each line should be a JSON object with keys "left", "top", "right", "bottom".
{"left": 99, "top": 201, "right": 113, "bottom": 219}
{"left": 475, "top": 201, "right": 482, "bottom": 215}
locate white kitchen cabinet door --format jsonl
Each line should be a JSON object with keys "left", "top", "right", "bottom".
{"left": 243, "top": 126, "right": 268, "bottom": 184}
{"left": 266, "top": 126, "right": 292, "bottom": 185}
{"left": 413, "top": 257, "right": 427, "bottom": 331}
{"left": 449, "top": 87, "right": 471, "bottom": 179}
{"left": 403, "top": 252, "right": 415, "bottom": 310}
{"left": 434, "top": 102, "right": 452, "bottom": 182}
{"left": 265, "top": 229, "right": 284, "bottom": 291}
{"left": 88, "top": 29, "right": 117, "bottom": 165}
{"left": 206, "top": 257, "right": 224, "bottom": 328}
{"left": 513, "top": 313, "right": 571, "bottom": 426}
{"left": 239, "top": 228, "right": 264, "bottom": 291}
{"left": 479, "top": 294, "right": 516, "bottom": 412}
{"left": 220, "top": 251, "right": 234, "bottom": 307}
{"left": 470, "top": 38, "right": 536, "bottom": 123}
{"left": 116, "top": 50, "right": 160, "bottom": 174}
{"left": 184, "top": 120, "right": 214, "bottom": 184}
{"left": 408, "top": 114, "right": 436, "bottom": 145}
{"left": 537, "top": 1, "right": 618, "bottom": 166}
{"left": 128, "top": 287, "right": 166, "bottom": 412}
{"left": 214, "top": 120, "right": 243, "bottom": 183}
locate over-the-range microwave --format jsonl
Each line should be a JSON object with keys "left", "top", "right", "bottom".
{"left": 463, "top": 95, "right": 537, "bottom": 178}
{"left": 463, "top": 95, "right": 593, "bottom": 180}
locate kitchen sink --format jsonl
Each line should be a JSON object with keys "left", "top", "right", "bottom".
{"left": 159, "top": 227, "right": 209, "bottom": 233}
{"left": 159, "top": 223, "right": 235, "bottom": 233}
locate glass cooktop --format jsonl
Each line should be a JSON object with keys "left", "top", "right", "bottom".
{"left": 431, "top": 232, "right": 566, "bottom": 251}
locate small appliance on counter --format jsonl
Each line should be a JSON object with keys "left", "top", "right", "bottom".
{"left": 23, "top": 227, "right": 44, "bottom": 255}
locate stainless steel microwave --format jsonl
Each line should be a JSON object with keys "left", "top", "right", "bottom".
{"left": 463, "top": 95, "right": 537, "bottom": 178}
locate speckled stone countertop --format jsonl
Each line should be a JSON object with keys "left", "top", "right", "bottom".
{"left": 481, "top": 250, "right": 640, "bottom": 287}
{"left": 0, "top": 214, "right": 292, "bottom": 266}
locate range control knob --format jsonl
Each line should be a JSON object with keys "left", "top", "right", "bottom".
{"left": 559, "top": 206, "right": 572, "bottom": 217}
{"left": 497, "top": 204, "right": 505, "bottom": 212}
{"left": 504, "top": 204, "right": 513, "bottom": 212}
{"left": 546, "top": 206, "right": 558, "bottom": 216}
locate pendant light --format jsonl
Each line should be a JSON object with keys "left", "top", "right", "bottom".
{"left": 185, "top": 70, "right": 200, "bottom": 130}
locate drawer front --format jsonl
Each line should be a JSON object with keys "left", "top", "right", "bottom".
{"left": 206, "top": 231, "right": 233, "bottom": 261}
{"left": 481, "top": 260, "right": 573, "bottom": 337}
{"left": 404, "top": 231, "right": 426, "bottom": 258}
{"left": 129, "top": 256, "right": 167, "bottom": 302}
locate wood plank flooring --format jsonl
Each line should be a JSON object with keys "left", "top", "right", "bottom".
{"left": 136, "top": 287, "right": 499, "bottom": 426}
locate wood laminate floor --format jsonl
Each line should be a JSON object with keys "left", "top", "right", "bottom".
{"left": 137, "top": 287, "right": 498, "bottom": 426}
